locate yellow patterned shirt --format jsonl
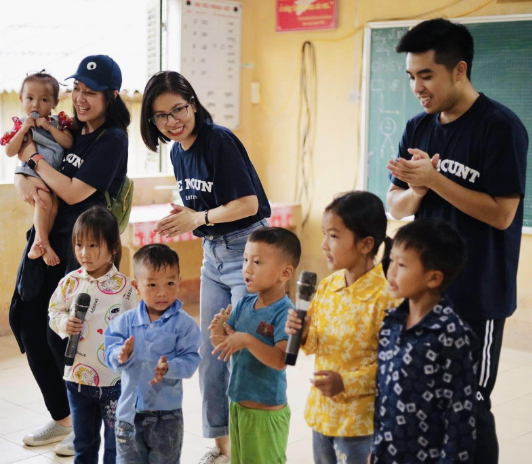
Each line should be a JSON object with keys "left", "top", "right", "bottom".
{"left": 302, "top": 264, "right": 402, "bottom": 437}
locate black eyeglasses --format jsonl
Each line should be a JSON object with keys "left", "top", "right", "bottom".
{"left": 150, "top": 105, "right": 190, "bottom": 126}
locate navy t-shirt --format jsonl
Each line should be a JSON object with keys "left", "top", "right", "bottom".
{"left": 170, "top": 122, "right": 271, "bottom": 238}
{"left": 390, "top": 94, "right": 528, "bottom": 321}
{"left": 56, "top": 124, "right": 128, "bottom": 229}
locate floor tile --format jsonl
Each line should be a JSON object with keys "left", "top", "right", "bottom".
{"left": 492, "top": 412, "right": 532, "bottom": 442}
{"left": 286, "top": 438, "right": 314, "bottom": 464}
{"left": 499, "top": 347, "right": 532, "bottom": 366}
{"left": 19, "top": 400, "right": 49, "bottom": 417}
{"left": 1, "top": 426, "right": 59, "bottom": 455}
{"left": 512, "top": 430, "right": 532, "bottom": 446}
{"left": 0, "top": 437, "right": 39, "bottom": 463}
{"left": 0, "top": 369, "right": 44, "bottom": 407}
{"left": 0, "top": 398, "right": 18, "bottom": 410}
{"left": 0, "top": 334, "right": 532, "bottom": 463}
{"left": 11, "top": 457, "right": 58, "bottom": 464}
{"left": 491, "top": 365, "right": 532, "bottom": 407}
{"left": 180, "top": 432, "right": 216, "bottom": 464}
{"left": 499, "top": 439, "right": 532, "bottom": 464}
{"left": 0, "top": 404, "right": 49, "bottom": 437}
{"left": 42, "top": 451, "right": 74, "bottom": 464}
{"left": 0, "top": 346, "right": 27, "bottom": 370}
{"left": 493, "top": 395, "right": 532, "bottom": 420}
{"left": 287, "top": 407, "right": 312, "bottom": 445}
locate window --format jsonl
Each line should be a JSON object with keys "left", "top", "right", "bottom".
{"left": 0, "top": 0, "right": 171, "bottom": 182}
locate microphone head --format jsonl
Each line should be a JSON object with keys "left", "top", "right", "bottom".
{"left": 297, "top": 271, "right": 317, "bottom": 299}
{"left": 30, "top": 112, "right": 40, "bottom": 119}
{"left": 74, "top": 293, "right": 91, "bottom": 312}
{"left": 297, "top": 271, "right": 317, "bottom": 287}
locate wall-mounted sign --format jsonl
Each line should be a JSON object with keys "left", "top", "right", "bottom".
{"left": 276, "top": 0, "right": 337, "bottom": 32}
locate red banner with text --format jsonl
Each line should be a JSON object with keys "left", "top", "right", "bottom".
{"left": 276, "top": 0, "right": 337, "bottom": 32}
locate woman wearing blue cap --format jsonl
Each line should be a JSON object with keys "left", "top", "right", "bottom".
{"left": 10, "top": 55, "right": 130, "bottom": 462}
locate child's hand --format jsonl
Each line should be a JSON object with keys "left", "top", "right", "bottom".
{"left": 118, "top": 336, "right": 135, "bottom": 364}
{"left": 311, "top": 371, "right": 345, "bottom": 397}
{"left": 212, "top": 326, "right": 249, "bottom": 362}
{"left": 65, "top": 316, "right": 83, "bottom": 335}
{"left": 21, "top": 117, "right": 35, "bottom": 133}
{"left": 149, "top": 355, "right": 169, "bottom": 384}
{"left": 35, "top": 117, "right": 52, "bottom": 131}
{"left": 285, "top": 309, "right": 310, "bottom": 340}
{"left": 208, "top": 304, "right": 232, "bottom": 337}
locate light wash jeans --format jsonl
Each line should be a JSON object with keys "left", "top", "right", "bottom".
{"left": 115, "top": 409, "right": 184, "bottom": 464}
{"left": 199, "top": 220, "right": 268, "bottom": 438}
{"left": 313, "top": 431, "right": 374, "bottom": 464}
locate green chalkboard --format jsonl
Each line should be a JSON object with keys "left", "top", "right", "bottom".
{"left": 364, "top": 19, "right": 532, "bottom": 228}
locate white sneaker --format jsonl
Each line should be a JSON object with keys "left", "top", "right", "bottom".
{"left": 23, "top": 421, "right": 72, "bottom": 446}
{"left": 199, "top": 446, "right": 230, "bottom": 464}
{"left": 53, "top": 431, "right": 75, "bottom": 456}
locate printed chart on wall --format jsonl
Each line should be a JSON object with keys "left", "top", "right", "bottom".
{"left": 180, "top": 0, "right": 242, "bottom": 129}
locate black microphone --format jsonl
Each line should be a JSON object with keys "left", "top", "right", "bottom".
{"left": 64, "top": 293, "right": 91, "bottom": 366}
{"left": 285, "top": 271, "right": 317, "bottom": 366}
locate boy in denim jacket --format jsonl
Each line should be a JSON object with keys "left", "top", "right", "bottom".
{"left": 106, "top": 244, "right": 201, "bottom": 463}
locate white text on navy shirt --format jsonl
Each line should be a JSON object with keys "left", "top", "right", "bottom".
{"left": 177, "top": 178, "right": 214, "bottom": 192}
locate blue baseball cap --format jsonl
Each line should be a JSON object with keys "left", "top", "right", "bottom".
{"left": 66, "top": 55, "right": 122, "bottom": 91}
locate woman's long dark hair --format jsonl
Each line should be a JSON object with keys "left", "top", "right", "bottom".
{"left": 326, "top": 191, "right": 392, "bottom": 274}
{"left": 140, "top": 71, "right": 213, "bottom": 152}
{"left": 72, "top": 206, "right": 122, "bottom": 269}
{"left": 73, "top": 87, "right": 131, "bottom": 133}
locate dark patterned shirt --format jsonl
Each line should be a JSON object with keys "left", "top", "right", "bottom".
{"left": 372, "top": 297, "right": 477, "bottom": 464}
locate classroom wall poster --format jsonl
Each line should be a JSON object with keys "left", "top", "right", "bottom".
{"left": 276, "top": 0, "right": 337, "bottom": 32}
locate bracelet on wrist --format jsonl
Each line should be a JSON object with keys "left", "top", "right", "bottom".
{"left": 204, "top": 210, "right": 214, "bottom": 227}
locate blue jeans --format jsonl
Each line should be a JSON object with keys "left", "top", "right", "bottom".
{"left": 66, "top": 381, "right": 121, "bottom": 464}
{"left": 115, "top": 410, "right": 183, "bottom": 464}
{"left": 199, "top": 220, "right": 268, "bottom": 438}
{"left": 313, "top": 431, "right": 373, "bottom": 464}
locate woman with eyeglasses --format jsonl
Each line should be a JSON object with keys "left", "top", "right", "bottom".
{"left": 140, "top": 71, "right": 271, "bottom": 464}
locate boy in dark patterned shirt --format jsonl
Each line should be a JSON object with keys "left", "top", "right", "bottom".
{"left": 372, "top": 219, "right": 477, "bottom": 464}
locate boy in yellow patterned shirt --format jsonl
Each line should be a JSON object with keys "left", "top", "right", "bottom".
{"left": 286, "top": 192, "right": 402, "bottom": 464}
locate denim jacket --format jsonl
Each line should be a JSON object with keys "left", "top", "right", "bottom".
{"left": 105, "top": 300, "right": 201, "bottom": 425}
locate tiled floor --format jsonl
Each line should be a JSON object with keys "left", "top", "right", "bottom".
{"left": 0, "top": 332, "right": 531, "bottom": 464}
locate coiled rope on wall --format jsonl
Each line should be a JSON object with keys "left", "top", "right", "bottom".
{"left": 294, "top": 41, "right": 317, "bottom": 227}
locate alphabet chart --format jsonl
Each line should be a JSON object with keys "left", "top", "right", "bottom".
{"left": 180, "top": 0, "right": 243, "bottom": 129}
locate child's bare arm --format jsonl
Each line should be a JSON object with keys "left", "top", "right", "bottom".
{"left": 37, "top": 118, "right": 73, "bottom": 149}
{"left": 48, "top": 126, "right": 73, "bottom": 149}
{"left": 5, "top": 119, "right": 34, "bottom": 157}
{"left": 247, "top": 338, "right": 287, "bottom": 371}
{"left": 213, "top": 326, "right": 288, "bottom": 371}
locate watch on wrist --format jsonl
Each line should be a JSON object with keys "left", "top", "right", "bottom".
{"left": 204, "top": 210, "right": 214, "bottom": 227}
{"left": 27, "top": 153, "right": 44, "bottom": 171}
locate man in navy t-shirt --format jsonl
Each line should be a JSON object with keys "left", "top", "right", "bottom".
{"left": 386, "top": 19, "right": 528, "bottom": 464}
